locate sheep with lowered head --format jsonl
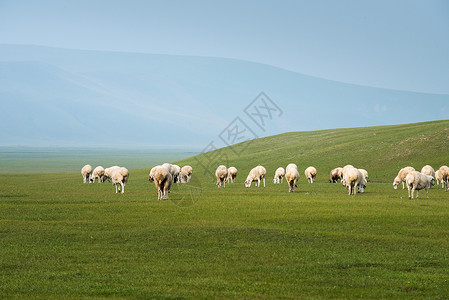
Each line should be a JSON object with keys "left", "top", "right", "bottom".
{"left": 342, "top": 167, "right": 366, "bottom": 195}
{"left": 329, "top": 167, "right": 343, "bottom": 183}
{"left": 81, "top": 164, "right": 93, "bottom": 184}
{"left": 103, "top": 166, "right": 120, "bottom": 182}
{"left": 111, "top": 167, "right": 129, "bottom": 194}
{"left": 216, "top": 165, "right": 228, "bottom": 188}
{"left": 285, "top": 166, "right": 299, "bottom": 192}
{"left": 149, "top": 165, "right": 172, "bottom": 200}
{"left": 405, "top": 171, "right": 435, "bottom": 199}
{"left": 179, "top": 165, "right": 193, "bottom": 183}
{"left": 91, "top": 166, "right": 105, "bottom": 183}
{"left": 421, "top": 165, "right": 435, "bottom": 178}
{"left": 273, "top": 167, "right": 285, "bottom": 184}
{"left": 304, "top": 166, "right": 317, "bottom": 183}
{"left": 227, "top": 167, "right": 238, "bottom": 183}
{"left": 162, "top": 163, "right": 179, "bottom": 183}
{"left": 393, "top": 166, "right": 415, "bottom": 190}
{"left": 245, "top": 165, "right": 266, "bottom": 187}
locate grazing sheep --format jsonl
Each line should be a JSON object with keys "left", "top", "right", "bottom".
{"left": 245, "top": 165, "right": 267, "bottom": 187}
{"left": 91, "top": 166, "right": 105, "bottom": 183}
{"left": 227, "top": 167, "right": 238, "bottom": 183}
{"left": 104, "top": 166, "right": 120, "bottom": 182}
{"left": 286, "top": 163, "right": 298, "bottom": 173}
{"left": 405, "top": 171, "right": 435, "bottom": 199}
{"left": 179, "top": 165, "right": 193, "bottom": 183}
{"left": 438, "top": 166, "right": 449, "bottom": 192}
{"left": 342, "top": 167, "right": 366, "bottom": 195}
{"left": 329, "top": 167, "right": 343, "bottom": 183}
{"left": 285, "top": 167, "right": 300, "bottom": 192}
{"left": 435, "top": 170, "right": 442, "bottom": 185}
{"left": 81, "top": 164, "right": 93, "bottom": 184}
{"left": 149, "top": 166, "right": 173, "bottom": 200}
{"left": 162, "top": 163, "right": 179, "bottom": 183}
{"left": 216, "top": 165, "right": 228, "bottom": 188}
{"left": 358, "top": 169, "right": 368, "bottom": 180}
{"left": 393, "top": 167, "right": 415, "bottom": 190}
{"left": 111, "top": 167, "right": 129, "bottom": 194}
{"left": 421, "top": 165, "right": 435, "bottom": 179}
{"left": 304, "top": 166, "right": 317, "bottom": 183}
{"left": 173, "top": 164, "right": 181, "bottom": 182}
{"left": 273, "top": 167, "right": 285, "bottom": 184}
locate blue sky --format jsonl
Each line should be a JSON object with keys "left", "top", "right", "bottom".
{"left": 1, "top": 0, "right": 448, "bottom": 94}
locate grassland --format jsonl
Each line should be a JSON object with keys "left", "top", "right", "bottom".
{"left": 1, "top": 120, "right": 449, "bottom": 299}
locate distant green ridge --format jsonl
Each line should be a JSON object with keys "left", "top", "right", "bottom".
{"left": 176, "top": 120, "right": 449, "bottom": 183}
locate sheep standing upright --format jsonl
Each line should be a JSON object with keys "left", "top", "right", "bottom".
{"left": 273, "top": 167, "right": 285, "bottom": 184}
{"left": 244, "top": 166, "right": 266, "bottom": 187}
{"left": 405, "top": 171, "right": 435, "bottom": 199}
{"left": 342, "top": 167, "right": 366, "bottom": 195}
{"left": 111, "top": 167, "right": 129, "bottom": 194}
{"left": 304, "top": 166, "right": 317, "bottom": 183}
{"left": 285, "top": 167, "right": 299, "bottom": 192}
{"left": 81, "top": 164, "right": 93, "bottom": 184}
{"left": 438, "top": 166, "right": 449, "bottom": 192}
{"left": 227, "top": 167, "right": 238, "bottom": 183}
{"left": 149, "top": 166, "right": 173, "bottom": 200}
{"left": 216, "top": 165, "right": 228, "bottom": 188}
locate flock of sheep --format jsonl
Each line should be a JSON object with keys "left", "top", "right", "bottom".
{"left": 81, "top": 161, "right": 449, "bottom": 200}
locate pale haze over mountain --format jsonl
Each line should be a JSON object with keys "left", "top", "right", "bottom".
{"left": 0, "top": 1, "right": 448, "bottom": 149}
{"left": 1, "top": 45, "right": 448, "bottom": 148}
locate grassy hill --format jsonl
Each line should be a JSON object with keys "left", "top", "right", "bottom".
{"left": 1, "top": 120, "right": 449, "bottom": 299}
{"left": 178, "top": 119, "right": 449, "bottom": 184}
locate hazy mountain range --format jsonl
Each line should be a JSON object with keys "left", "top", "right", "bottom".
{"left": 1, "top": 44, "right": 448, "bottom": 149}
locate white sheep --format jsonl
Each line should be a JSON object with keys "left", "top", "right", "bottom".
{"left": 342, "top": 167, "right": 366, "bottom": 195}
{"left": 149, "top": 166, "right": 173, "bottom": 200}
{"left": 273, "top": 167, "right": 285, "bottom": 184}
{"left": 329, "top": 167, "right": 343, "bottom": 183}
{"left": 435, "top": 170, "right": 442, "bottom": 185}
{"left": 173, "top": 164, "right": 181, "bottom": 182}
{"left": 358, "top": 169, "right": 368, "bottom": 180}
{"left": 162, "top": 163, "right": 179, "bottom": 183}
{"left": 91, "top": 166, "right": 105, "bottom": 183}
{"left": 438, "top": 166, "right": 449, "bottom": 192}
{"left": 405, "top": 171, "right": 435, "bottom": 199}
{"left": 81, "top": 164, "right": 93, "bottom": 184}
{"left": 304, "top": 166, "right": 317, "bottom": 183}
{"left": 245, "top": 165, "right": 266, "bottom": 188}
{"left": 111, "top": 167, "right": 129, "bottom": 194}
{"left": 216, "top": 165, "right": 228, "bottom": 188}
{"left": 421, "top": 165, "right": 435, "bottom": 179}
{"left": 393, "top": 166, "right": 415, "bottom": 189}
{"left": 286, "top": 163, "right": 298, "bottom": 173}
{"left": 341, "top": 164, "right": 354, "bottom": 183}
{"left": 104, "top": 166, "right": 120, "bottom": 182}
{"left": 226, "top": 167, "right": 238, "bottom": 183}
{"left": 285, "top": 167, "right": 299, "bottom": 192}
{"left": 179, "top": 165, "right": 193, "bottom": 183}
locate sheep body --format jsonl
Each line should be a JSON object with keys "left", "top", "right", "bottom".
{"left": 245, "top": 166, "right": 266, "bottom": 187}
{"left": 285, "top": 168, "right": 299, "bottom": 192}
{"left": 342, "top": 167, "right": 366, "bottom": 195}
{"left": 81, "top": 164, "right": 93, "bottom": 184}
{"left": 358, "top": 169, "right": 368, "bottom": 180}
{"left": 111, "top": 167, "right": 129, "bottom": 194}
{"left": 91, "top": 166, "right": 105, "bottom": 183}
{"left": 227, "top": 167, "right": 238, "bottom": 183}
{"left": 393, "top": 167, "right": 415, "bottom": 189}
{"left": 180, "top": 165, "right": 193, "bottom": 183}
{"left": 162, "top": 163, "right": 179, "bottom": 183}
{"left": 104, "top": 166, "right": 120, "bottom": 182}
{"left": 273, "top": 167, "right": 285, "bottom": 184}
{"left": 149, "top": 166, "right": 173, "bottom": 200}
{"left": 329, "top": 167, "right": 343, "bottom": 183}
{"left": 405, "top": 171, "right": 435, "bottom": 199}
{"left": 216, "top": 165, "right": 228, "bottom": 188}
{"left": 438, "top": 166, "right": 449, "bottom": 192}
{"left": 286, "top": 163, "right": 298, "bottom": 173}
{"left": 421, "top": 165, "right": 435, "bottom": 178}
{"left": 304, "top": 166, "right": 317, "bottom": 183}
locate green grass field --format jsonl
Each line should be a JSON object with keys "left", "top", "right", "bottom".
{"left": 1, "top": 120, "right": 449, "bottom": 299}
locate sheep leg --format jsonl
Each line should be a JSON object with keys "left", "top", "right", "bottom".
{"left": 411, "top": 187, "right": 416, "bottom": 199}
{"left": 263, "top": 178, "right": 266, "bottom": 187}
{"left": 402, "top": 181, "right": 405, "bottom": 189}
{"left": 408, "top": 185, "right": 411, "bottom": 199}
{"left": 115, "top": 184, "right": 118, "bottom": 194}
{"left": 121, "top": 182, "right": 125, "bottom": 194}
{"left": 416, "top": 189, "right": 419, "bottom": 199}
{"left": 426, "top": 189, "right": 429, "bottom": 199}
